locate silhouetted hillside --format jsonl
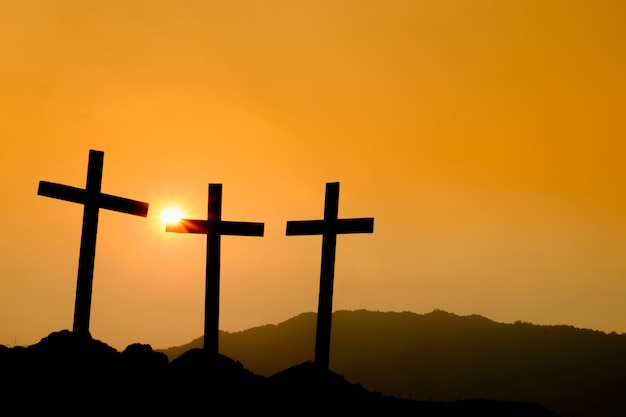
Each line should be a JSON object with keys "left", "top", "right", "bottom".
{"left": 0, "top": 328, "right": 559, "bottom": 416}
{"left": 159, "top": 309, "right": 626, "bottom": 417}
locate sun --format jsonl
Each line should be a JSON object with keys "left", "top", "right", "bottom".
{"left": 161, "top": 207, "right": 184, "bottom": 224}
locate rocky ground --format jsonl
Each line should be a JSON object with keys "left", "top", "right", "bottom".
{"left": 0, "top": 330, "right": 561, "bottom": 416}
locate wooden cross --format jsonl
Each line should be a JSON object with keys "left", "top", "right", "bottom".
{"left": 37, "top": 149, "right": 149, "bottom": 338}
{"left": 166, "top": 183, "right": 264, "bottom": 356}
{"left": 286, "top": 182, "right": 374, "bottom": 370}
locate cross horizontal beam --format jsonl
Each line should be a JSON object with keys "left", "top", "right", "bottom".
{"left": 166, "top": 219, "right": 264, "bottom": 236}
{"left": 38, "top": 182, "right": 149, "bottom": 217}
{"left": 286, "top": 218, "right": 374, "bottom": 235}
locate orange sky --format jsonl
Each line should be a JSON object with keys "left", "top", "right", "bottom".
{"left": 1, "top": 0, "right": 626, "bottom": 351}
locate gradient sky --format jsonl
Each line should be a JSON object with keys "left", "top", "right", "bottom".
{"left": 1, "top": 0, "right": 626, "bottom": 351}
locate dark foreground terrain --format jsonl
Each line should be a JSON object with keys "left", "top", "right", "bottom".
{"left": 0, "top": 330, "right": 560, "bottom": 416}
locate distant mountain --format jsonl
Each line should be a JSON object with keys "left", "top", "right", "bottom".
{"left": 158, "top": 309, "right": 626, "bottom": 417}
{"left": 0, "top": 329, "right": 558, "bottom": 416}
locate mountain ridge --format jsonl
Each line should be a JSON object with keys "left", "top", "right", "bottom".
{"left": 158, "top": 309, "right": 626, "bottom": 417}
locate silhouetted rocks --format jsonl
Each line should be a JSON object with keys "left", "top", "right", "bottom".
{"left": 121, "top": 342, "right": 169, "bottom": 370}
{"left": 0, "top": 330, "right": 561, "bottom": 416}
{"left": 169, "top": 347, "right": 263, "bottom": 386}
{"left": 268, "top": 360, "right": 372, "bottom": 399}
{"left": 29, "top": 329, "right": 120, "bottom": 362}
{"left": 266, "top": 361, "right": 402, "bottom": 413}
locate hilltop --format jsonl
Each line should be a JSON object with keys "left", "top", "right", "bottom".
{"left": 0, "top": 327, "right": 558, "bottom": 416}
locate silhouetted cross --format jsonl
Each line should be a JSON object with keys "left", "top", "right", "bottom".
{"left": 37, "top": 149, "right": 149, "bottom": 337}
{"left": 166, "top": 184, "right": 264, "bottom": 355}
{"left": 286, "top": 182, "right": 374, "bottom": 370}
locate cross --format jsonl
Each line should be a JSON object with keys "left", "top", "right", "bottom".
{"left": 286, "top": 182, "right": 374, "bottom": 370}
{"left": 37, "top": 149, "right": 149, "bottom": 338}
{"left": 166, "top": 183, "right": 264, "bottom": 356}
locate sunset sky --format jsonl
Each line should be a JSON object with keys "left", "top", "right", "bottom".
{"left": 1, "top": 0, "right": 626, "bottom": 351}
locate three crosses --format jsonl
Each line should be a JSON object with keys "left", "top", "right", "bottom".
{"left": 38, "top": 150, "right": 374, "bottom": 370}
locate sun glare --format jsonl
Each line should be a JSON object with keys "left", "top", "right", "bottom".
{"left": 162, "top": 207, "right": 184, "bottom": 224}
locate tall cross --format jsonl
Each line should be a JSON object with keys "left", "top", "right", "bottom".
{"left": 37, "top": 149, "right": 149, "bottom": 337}
{"left": 286, "top": 182, "right": 374, "bottom": 370}
{"left": 166, "top": 183, "right": 264, "bottom": 356}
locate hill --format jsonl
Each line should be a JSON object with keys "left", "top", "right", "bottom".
{"left": 0, "top": 329, "right": 559, "bottom": 416}
{"left": 158, "top": 309, "right": 626, "bottom": 417}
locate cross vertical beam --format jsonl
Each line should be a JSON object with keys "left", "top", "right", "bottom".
{"left": 37, "top": 149, "right": 149, "bottom": 337}
{"left": 74, "top": 150, "right": 103, "bottom": 336}
{"left": 206, "top": 184, "right": 222, "bottom": 358}
{"left": 317, "top": 182, "right": 339, "bottom": 371}
{"left": 166, "top": 184, "right": 264, "bottom": 356}
{"left": 286, "top": 182, "right": 374, "bottom": 370}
